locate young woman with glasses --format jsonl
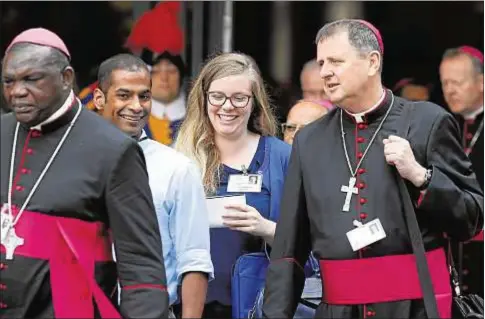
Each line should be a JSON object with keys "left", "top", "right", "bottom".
{"left": 176, "top": 52, "right": 291, "bottom": 318}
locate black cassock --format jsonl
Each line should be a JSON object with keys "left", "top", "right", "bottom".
{"left": 0, "top": 101, "right": 169, "bottom": 318}
{"left": 263, "top": 91, "right": 484, "bottom": 319}
{"left": 455, "top": 110, "right": 484, "bottom": 298}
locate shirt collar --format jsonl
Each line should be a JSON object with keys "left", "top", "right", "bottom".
{"left": 463, "top": 106, "right": 484, "bottom": 121}
{"left": 344, "top": 89, "right": 386, "bottom": 123}
{"left": 151, "top": 94, "right": 186, "bottom": 121}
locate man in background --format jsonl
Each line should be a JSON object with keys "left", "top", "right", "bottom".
{"left": 439, "top": 45, "right": 484, "bottom": 298}
{"left": 125, "top": 1, "right": 187, "bottom": 146}
{"left": 300, "top": 59, "right": 329, "bottom": 102}
{"left": 282, "top": 100, "right": 328, "bottom": 145}
{"left": 393, "top": 77, "right": 432, "bottom": 101}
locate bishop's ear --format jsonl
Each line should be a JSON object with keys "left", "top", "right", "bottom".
{"left": 92, "top": 88, "right": 106, "bottom": 113}
{"left": 61, "top": 66, "right": 75, "bottom": 90}
{"left": 367, "top": 51, "right": 382, "bottom": 77}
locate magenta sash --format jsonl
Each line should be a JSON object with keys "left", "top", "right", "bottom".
{"left": 0, "top": 208, "right": 121, "bottom": 318}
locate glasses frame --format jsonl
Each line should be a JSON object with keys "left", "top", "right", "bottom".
{"left": 206, "top": 91, "right": 253, "bottom": 108}
{"left": 281, "top": 123, "right": 306, "bottom": 134}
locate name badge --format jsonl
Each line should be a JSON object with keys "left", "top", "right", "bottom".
{"left": 346, "top": 218, "right": 386, "bottom": 251}
{"left": 227, "top": 174, "right": 262, "bottom": 193}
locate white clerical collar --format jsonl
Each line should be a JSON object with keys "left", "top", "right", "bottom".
{"left": 344, "top": 90, "right": 386, "bottom": 123}
{"left": 31, "top": 90, "right": 75, "bottom": 130}
{"left": 463, "top": 106, "right": 484, "bottom": 121}
{"left": 150, "top": 94, "right": 186, "bottom": 121}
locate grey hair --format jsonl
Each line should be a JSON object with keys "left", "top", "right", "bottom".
{"left": 442, "top": 48, "right": 484, "bottom": 76}
{"left": 4, "top": 42, "right": 70, "bottom": 72}
{"left": 315, "top": 19, "right": 383, "bottom": 72}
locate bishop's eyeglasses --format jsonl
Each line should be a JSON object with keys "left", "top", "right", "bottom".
{"left": 207, "top": 91, "right": 252, "bottom": 108}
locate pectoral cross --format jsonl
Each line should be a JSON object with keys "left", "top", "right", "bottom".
{"left": 341, "top": 177, "right": 358, "bottom": 212}
{"left": 1, "top": 209, "right": 24, "bottom": 260}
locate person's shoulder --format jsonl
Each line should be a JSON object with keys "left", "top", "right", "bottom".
{"left": 80, "top": 108, "right": 131, "bottom": 143}
{"left": 399, "top": 97, "right": 455, "bottom": 129}
{"left": 401, "top": 97, "right": 449, "bottom": 118}
{"left": 142, "top": 138, "right": 201, "bottom": 176}
{"left": 265, "top": 136, "right": 291, "bottom": 156}
{"left": 78, "top": 108, "right": 140, "bottom": 156}
{"left": 297, "top": 107, "right": 337, "bottom": 142}
{"left": 143, "top": 138, "right": 192, "bottom": 166}
{"left": 1, "top": 112, "right": 16, "bottom": 126}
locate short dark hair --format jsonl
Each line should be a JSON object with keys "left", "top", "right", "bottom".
{"left": 97, "top": 53, "right": 150, "bottom": 93}
{"left": 3, "top": 42, "right": 69, "bottom": 72}
{"left": 442, "top": 48, "right": 484, "bottom": 76}
{"left": 315, "top": 19, "right": 383, "bottom": 72}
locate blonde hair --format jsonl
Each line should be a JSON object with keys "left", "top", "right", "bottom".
{"left": 175, "top": 52, "right": 278, "bottom": 195}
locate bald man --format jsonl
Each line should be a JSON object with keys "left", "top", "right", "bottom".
{"left": 282, "top": 100, "right": 328, "bottom": 144}
{"left": 300, "top": 59, "right": 328, "bottom": 101}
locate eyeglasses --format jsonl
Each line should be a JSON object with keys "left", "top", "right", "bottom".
{"left": 281, "top": 123, "right": 306, "bottom": 134}
{"left": 207, "top": 91, "right": 252, "bottom": 108}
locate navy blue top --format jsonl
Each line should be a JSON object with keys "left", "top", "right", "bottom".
{"left": 206, "top": 136, "right": 291, "bottom": 305}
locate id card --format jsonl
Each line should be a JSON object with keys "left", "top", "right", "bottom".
{"left": 346, "top": 218, "right": 386, "bottom": 251}
{"left": 206, "top": 195, "right": 246, "bottom": 228}
{"left": 1, "top": 205, "right": 12, "bottom": 242}
{"left": 227, "top": 174, "right": 262, "bottom": 193}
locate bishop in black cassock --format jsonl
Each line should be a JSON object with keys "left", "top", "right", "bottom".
{"left": 263, "top": 20, "right": 483, "bottom": 319}
{"left": 0, "top": 28, "right": 169, "bottom": 318}
{"left": 440, "top": 45, "right": 484, "bottom": 298}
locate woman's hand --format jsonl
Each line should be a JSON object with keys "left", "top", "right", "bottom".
{"left": 222, "top": 203, "right": 276, "bottom": 243}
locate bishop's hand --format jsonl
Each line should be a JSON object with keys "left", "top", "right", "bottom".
{"left": 222, "top": 203, "right": 275, "bottom": 240}
{"left": 383, "top": 135, "right": 427, "bottom": 187}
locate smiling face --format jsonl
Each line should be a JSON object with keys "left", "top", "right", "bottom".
{"left": 206, "top": 74, "right": 254, "bottom": 139}
{"left": 94, "top": 69, "right": 152, "bottom": 138}
{"left": 316, "top": 31, "right": 380, "bottom": 109}
{"left": 2, "top": 44, "right": 73, "bottom": 126}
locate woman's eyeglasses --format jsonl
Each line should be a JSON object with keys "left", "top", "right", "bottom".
{"left": 207, "top": 91, "right": 252, "bottom": 108}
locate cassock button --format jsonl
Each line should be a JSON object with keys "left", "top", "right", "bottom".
{"left": 15, "top": 185, "right": 24, "bottom": 192}
{"left": 359, "top": 198, "right": 367, "bottom": 205}
{"left": 357, "top": 137, "right": 365, "bottom": 143}
{"left": 26, "top": 148, "right": 34, "bottom": 155}
{"left": 21, "top": 168, "right": 29, "bottom": 174}
{"left": 0, "top": 284, "right": 6, "bottom": 290}
{"left": 358, "top": 182, "right": 366, "bottom": 189}
{"left": 358, "top": 168, "right": 366, "bottom": 175}
{"left": 358, "top": 123, "right": 368, "bottom": 130}
{"left": 0, "top": 302, "right": 7, "bottom": 308}
{"left": 463, "top": 269, "right": 469, "bottom": 275}
{"left": 357, "top": 152, "right": 364, "bottom": 159}
{"left": 0, "top": 263, "right": 7, "bottom": 270}
{"left": 366, "top": 310, "right": 376, "bottom": 317}
{"left": 466, "top": 133, "right": 473, "bottom": 140}
{"left": 360, "top": 213, "right": 368, "bottom": 219}
{"left": 31, "top": 130, "right": 42, "bottom": 138}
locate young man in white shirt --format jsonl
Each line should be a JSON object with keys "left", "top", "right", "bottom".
{"left": 92, "top": 53, "right": 214, "bottom": 318}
